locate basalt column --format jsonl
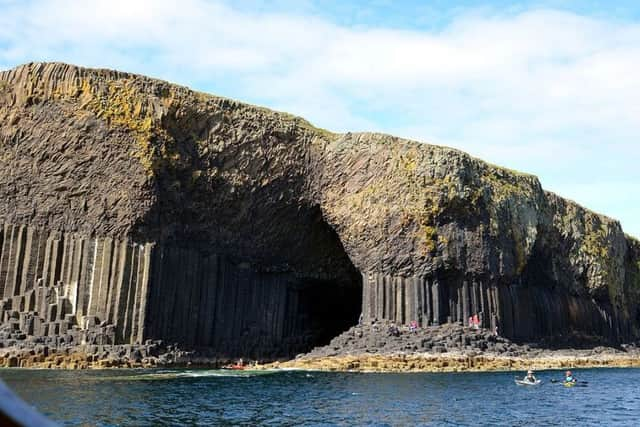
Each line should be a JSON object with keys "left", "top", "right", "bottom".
{"left": 360, "top": 270, "right": 623, "bottom": 343}
{"left": 361, "top": 272, "right": 498, "bottom": 327}
{"left": 143, "top": 244, "right": 361, "bottom": 358}
{"left": 492, "top": 282, "right": 620, "bottom": 343}
{"left": 0, "top": 223, "right": 152, "bottom": 345}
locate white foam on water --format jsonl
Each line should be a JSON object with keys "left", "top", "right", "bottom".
{"left": 120, "top": 369, "right": 283, "bottom": 381}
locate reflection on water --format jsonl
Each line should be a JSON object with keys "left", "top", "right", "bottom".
{"left": 1, "top": 367, "right": 639, "bottom": 426}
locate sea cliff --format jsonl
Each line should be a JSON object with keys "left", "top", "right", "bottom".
{"left": 0, "top": 62, "right": 639, "bottom": 366}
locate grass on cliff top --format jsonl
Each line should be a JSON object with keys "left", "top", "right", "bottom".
{"left": 483, "top": 161, "right": 536, "bottom": 178}
{"left": 545, "top": 189, "right": 624, "bottom": 227}
{"left": 187, "top": 87, "right": 338, "bottom": 141}
{"left": 625, "top": 233, "right": 640, "bottom": 244}
{"left": 344, "top": 131, "right": 537, "bottom": 181}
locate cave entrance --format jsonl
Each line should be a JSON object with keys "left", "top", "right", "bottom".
{"left": 143, "top": 206, "right": 364, "bottom": 359}
{"left": 297, "top": 272, "right": 362, "bottom": 350}
{"left": 279, "top": 206, "right": 363, "bottom": 354}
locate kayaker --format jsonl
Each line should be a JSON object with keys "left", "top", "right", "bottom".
{"left": 525, "top": 370, "right": 537, "bottom": 383}
{"left": 564, "top": 370, "right": 576, "bottom": 383}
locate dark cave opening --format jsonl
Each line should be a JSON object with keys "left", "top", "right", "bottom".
{"left": 143, "top": 210, "right": 365, "bottom": 359}
{"left": 297, "top": 274, "right": 363, "bottom": 350}
{"left": 287, "top": 207, "right": 364, "bottom": 352}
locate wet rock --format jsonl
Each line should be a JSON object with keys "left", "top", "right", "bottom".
{"left": 130, "top": 349, "right": 142, "bottom": 362}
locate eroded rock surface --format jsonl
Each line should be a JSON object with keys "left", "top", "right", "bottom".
{"left": 0, "top": 62, "right": 639, "bottom": 361}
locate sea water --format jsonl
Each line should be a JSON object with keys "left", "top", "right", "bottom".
{"left": 1, "top": 367, "right": 639, "bottom": 426}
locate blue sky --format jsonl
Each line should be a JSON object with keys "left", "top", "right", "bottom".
{"left": 1, "top": 0, "right": 639, "bottom": 237}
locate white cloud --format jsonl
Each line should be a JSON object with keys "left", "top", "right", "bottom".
{"left": 0, "top": 0, "right": 638, "bottom": 236}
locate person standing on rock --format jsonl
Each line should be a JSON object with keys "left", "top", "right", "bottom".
{"left": 388, "top": 324, "right": 400, "bottom": 337}
{"left": 472, "top": 314, "right": 480, "bottom": 330}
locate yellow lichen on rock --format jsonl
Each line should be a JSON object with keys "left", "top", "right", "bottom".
{"left": 263, "top": 352, "right": 640, "bottom": 373}
{"left": 78, "top": 79, "right": 160, "bottom": 176}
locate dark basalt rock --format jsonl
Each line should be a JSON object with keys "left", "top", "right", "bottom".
{"left": 0, "top": 62, "right": 639, "bottom": 360}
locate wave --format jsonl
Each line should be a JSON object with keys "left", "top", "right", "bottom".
{"left": 102, "top": 369, "right": 282, "bottom": 381}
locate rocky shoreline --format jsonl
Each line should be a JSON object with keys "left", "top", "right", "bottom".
{"left": 2, "top": 321, "right": 639, "bottom": 372}
{"left": 0, "top": 322, "right": 251, "bottom": 369}
{"left": 265, "top": 322, "right": 640, "bottom": 373}
{"left": 1, "top": 342, "right": 185, "bottom": 369}
{"left": 0, "top": 336, "right": 275, "bottom": 369}
{"left": 0, "top": 343, "right": 267, "bottom": 369}
{"left": 268, "top": 353, "right": 640, "bottom": 373}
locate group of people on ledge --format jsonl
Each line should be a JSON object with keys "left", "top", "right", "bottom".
{"left": 379, "top": 313, "right": 497, "bottom": 336}
{"left": 468, "top": 314, "right": 481, "bottom": 329}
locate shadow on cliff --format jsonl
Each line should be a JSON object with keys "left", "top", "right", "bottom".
{"left": 128, "top": 113, "right": 363, "bottom": 358}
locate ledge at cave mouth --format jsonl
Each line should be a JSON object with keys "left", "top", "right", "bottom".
{"left": 0, "top": 61, "right": 639, "bottom": 362}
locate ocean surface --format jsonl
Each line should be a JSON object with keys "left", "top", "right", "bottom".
{"left": 1, "top": 367, "right": 639, "bottom": 426}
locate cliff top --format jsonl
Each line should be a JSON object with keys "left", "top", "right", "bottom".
{"left": 0, "top": 62, "right": 536, "bottom": 179}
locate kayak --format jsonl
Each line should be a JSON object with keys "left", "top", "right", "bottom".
{"left": 515, "top": 379, "right": 542, "bottom": 386}
{"left": 563, "top": 381, "right": 576, "bottom": 388}
{"left": 221, "top": 365, "right": 246, "bottom": 370}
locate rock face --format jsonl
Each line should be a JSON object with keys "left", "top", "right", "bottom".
{"left": 0, "top": 62, "right": 638, "bottom": 358}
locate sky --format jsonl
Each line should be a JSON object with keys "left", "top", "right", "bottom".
{"left": 0, "top": 0, "right": 638, "bottom": 237}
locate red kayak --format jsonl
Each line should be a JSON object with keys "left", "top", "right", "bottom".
{"left": 221, "top": 365, "right": 245, "bottom": 370}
